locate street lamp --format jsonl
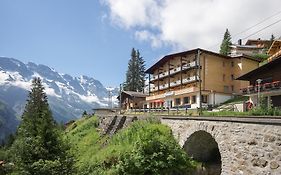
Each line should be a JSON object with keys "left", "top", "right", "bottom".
{"left": 256, "top": 79, "right": 262, "bottom": 107}
{"left": 119, "top": 82, "right": 127, "bottom": 110}
{"left": 119, "top": 83, "right": 123, "bottom": 110}
{"left": 107, "top": 88, "right": 112, "bottom": 109}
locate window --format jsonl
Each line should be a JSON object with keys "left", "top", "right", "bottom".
{"left": 183, "top": 97, "right": 190, "bottom": 104}
{"left": 201, "top": 95, "right": 208, "bottom": 103}
{"left": 231, "top": 74, "right": 234, "bottom": 80}
{"left": 231, "top": 61, "right": 234, "bottom": 67}
{"left": 175, "top": 98, "right": 181, "bottom": 105}
{"left": 192, "top": 96, "right": 196, "bottom": 104}
{"left": 224, "top": 86, "right": 229, "bottom": 93}
{"left": 231, "top": 85, "right": 234, "bottom": 92}
{"left": 223, "top": 74, "right": 226, "bottom": 81}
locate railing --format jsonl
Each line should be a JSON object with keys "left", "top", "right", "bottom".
{"left": 170, "top": 80, "right": 181, "bottom": 87}
{"left": 150, "top": 76, "right": 199, "bottom": 92}
{"left": 150, "top": 86, "right": 158, "bottom": 92}
{"left": 150, "top": 61, "right": 198, "bottom": 81}
{"left": 159, "top": 83, "right": 169, "bottom": 90}
{"left": 241, "top": 81, "right": 281, "bottom": 95}
{"left": 182, "top": 75, "right": 198, "bottom": 84}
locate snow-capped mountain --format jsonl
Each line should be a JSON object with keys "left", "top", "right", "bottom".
{"left": 0, "top": 57, "right": 119, "bottom": 124}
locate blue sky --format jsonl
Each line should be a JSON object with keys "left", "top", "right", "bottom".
{"left": 0, "top": 0, "right": 170, "bottom": 87}
{"left": 1, "top": 0, "right": 281, "bottom": 87}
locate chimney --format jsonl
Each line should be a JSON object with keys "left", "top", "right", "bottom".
{"left": 238, "top": 39, "right": 242, "bottom": 45}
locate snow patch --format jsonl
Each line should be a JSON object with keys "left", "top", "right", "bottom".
{"left": 45, "top": 87, "right": 61, "bottom": 98}
{"left": 0, "top": 71, "right": 9, "bottom": 82}
{"left": 32, "top": 72, "right": 43, "bottom": 79}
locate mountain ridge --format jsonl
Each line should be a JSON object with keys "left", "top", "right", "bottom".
{"left": 0, "top": 56, "right": 118, "bottom": 141}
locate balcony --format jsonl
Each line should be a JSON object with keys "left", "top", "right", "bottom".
{"left": 182, "top": 61, "right": 197, "bottom": 71}
{"left": 150, "top": 61, "right": 198, "bottom": 81}
{"left": 150, "top": 86, "right": 159, "bottom": 92}
{"left": 182, "top": 75, "right": 199, "bottom": 84}
{"left": 170, "top": 80, "right": 181, "bottom": 87}
{"left": 159, "top": 83, "right": 169, "bottom": 90}
{"left": 170, "top": 67, "right": 181, "bottom": 75}
{"left": 241, "top": 81, "right": 281, "bottom": 95}
{"left": 149, "top": 76, "right": 199, "bottom": 92}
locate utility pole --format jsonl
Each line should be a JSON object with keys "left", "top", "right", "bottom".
{"left": 197, "top": 49, "right": 202, "bottom": 116}
{"left": 256, "top": 79, "right": 262, "bottom": 108}
{"left": 119, "top": 83, "right": 122, "bottom": 110}
{"left": 108, "top": 88, "right": 112, "bottom": 109}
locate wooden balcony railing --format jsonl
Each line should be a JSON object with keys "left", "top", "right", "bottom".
{"left": 241, "top": 81, "right": 281, "bottom": 95}
{"left": 150, "top": 61, "right": 198, "bottom": 81}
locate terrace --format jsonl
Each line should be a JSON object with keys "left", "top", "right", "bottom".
{"left": 241, "top": 81, "right": 281, "bottom": 95}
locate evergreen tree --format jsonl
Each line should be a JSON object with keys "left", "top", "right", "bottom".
{"left": 124, "top": 48, "right": 146, "bottom": 92}
{"left": 219, "top": 28, "right": 232, "bottom": 56}
{"left": 82, "top": 110, "right": 88, "bottom": 117}
{"left": 9, "top": 77, "right": 75, "bottom": 175}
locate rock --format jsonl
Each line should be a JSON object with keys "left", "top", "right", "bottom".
{"left": 248, "top": 139, "right": 257, "bottom": 145}
{"left": 270, "top": 161, "right": 279, "bottom": 169}
{"left": 264, "top": 135, "right": 276, "bottom": 142}
{"left": 251, "top": 158, "right": 268, "bottom": 168}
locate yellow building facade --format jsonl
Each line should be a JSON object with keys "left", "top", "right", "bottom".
{"left": 146, "top": 48, "right": 259, "bottom": 109}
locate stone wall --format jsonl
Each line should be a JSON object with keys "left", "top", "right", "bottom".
{"left": 161, "top": 118, "right": 281, "bottom": 175}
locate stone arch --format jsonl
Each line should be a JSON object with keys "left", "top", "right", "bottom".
{"left": 183, "top": 130, "right": 222, "bottom": 174}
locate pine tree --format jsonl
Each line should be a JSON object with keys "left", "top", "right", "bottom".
{"left": 220, "top": 29, "right": 232, "bottom": 56}
{"left": 9, "top": 77, "right": 75, "bottom": 175}
{"left": 124, "top": 48, "right": 146, "bottom": 92}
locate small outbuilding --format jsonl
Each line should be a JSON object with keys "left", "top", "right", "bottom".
{"left": 117, "top": 91, "right": 148, "bottom": 110}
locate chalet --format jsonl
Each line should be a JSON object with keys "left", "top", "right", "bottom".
{"left": 117, "top": 91, "right": 148, "bottom": 110}
{"left": 230, "top": 39, "right": 271, "bottom": 57}
{"left": 145, "top": 48, "right": 260, "bottom": 109}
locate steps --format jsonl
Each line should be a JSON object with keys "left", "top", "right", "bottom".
{"left": 99, "top": 115, "right": 139, "bottom": 137}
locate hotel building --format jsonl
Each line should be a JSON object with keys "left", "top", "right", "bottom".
{"left": 145, "top": 48, "right": 259, "bottom": 109}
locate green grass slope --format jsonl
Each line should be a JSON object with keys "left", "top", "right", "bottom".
{"left": 65, "top": 116, "right": 195, "bottom": 175}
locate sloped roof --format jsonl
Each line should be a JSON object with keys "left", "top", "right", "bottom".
{"left": 245, "top": 39, "right": 271, "bottom": 46}
{"left": 145, "top": 48, "right": 260, "bottom": 74}
{"left": 122, "top": 91, "right": 149, "bottom": 97}
{"left": 117, "top": 91, "right": 148, "bottom": 99}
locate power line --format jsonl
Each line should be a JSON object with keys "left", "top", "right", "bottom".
{"left": 241, "top": 18, "right": 281, "bottom": 40}
{"left": 232, "top": 10, "right": 281, "bottom": 38}
{"left": 207, "top": 10, "right": 281, "bottom": 49}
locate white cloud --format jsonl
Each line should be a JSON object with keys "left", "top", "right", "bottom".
{"left": 102, "top": 0, "right": 281, "bottom": 51}
{"left": 135, "top": 30, "right": 163, "bottom": 48}
{"left": 102, "top": 0, "right": 163, "bottom": 28}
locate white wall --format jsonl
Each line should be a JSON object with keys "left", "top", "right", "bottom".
{"left": 209, "top": 92, "right": 232, "bottom": 106}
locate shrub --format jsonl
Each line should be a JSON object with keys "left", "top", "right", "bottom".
{"left": 67, "top": 117, "right": 195, "bottom": 175}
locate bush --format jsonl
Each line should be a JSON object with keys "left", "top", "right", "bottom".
{"left": 249, "top": 97, "right": 281, "bottom": 116}
{"left": 67, "top": 117, "right": 196, "bottom": 175}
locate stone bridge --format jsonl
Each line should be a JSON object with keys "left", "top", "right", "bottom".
{"left": 161, "top": 116, "right": 281, "bottom": 175}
